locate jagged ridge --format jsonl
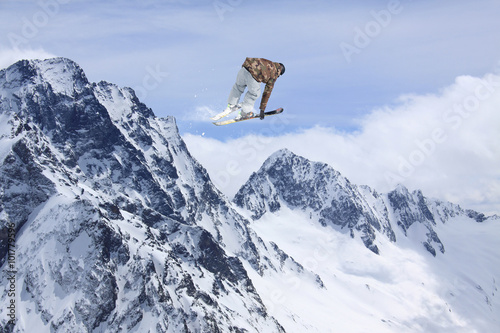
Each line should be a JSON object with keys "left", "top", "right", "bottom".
{"left": 234, "top": 148, "right": 492, "bottom": 256}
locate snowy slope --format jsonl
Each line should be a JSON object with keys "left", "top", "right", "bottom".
{"left": 246, "top": 207, "right": 500, "bottom": 332}
{"left": 234, "top": 149, "right": 500, "bottom": 332}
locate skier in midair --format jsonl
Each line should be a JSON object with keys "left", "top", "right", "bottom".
{"left": 213, "top": 57, "right": 285, "bottom": 121}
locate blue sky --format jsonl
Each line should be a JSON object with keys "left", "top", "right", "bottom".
{"left": 1, "top": 0, "right": 500, "bottom": 214}
{"left": 2, "top": 0, "right": 499, "bottom": 137}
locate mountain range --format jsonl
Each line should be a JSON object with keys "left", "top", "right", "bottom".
{"left": 0, "top": 58, "right": 498, "bottom": 332}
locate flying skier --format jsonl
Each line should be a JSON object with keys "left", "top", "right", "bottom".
{"left": 211, "top": 57, "right": 285, "bottom": 121}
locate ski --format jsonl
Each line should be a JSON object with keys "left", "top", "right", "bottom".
{"left": 213, "top": 108, "right": 284, "bottom": 126}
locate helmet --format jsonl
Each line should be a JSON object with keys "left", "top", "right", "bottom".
{"left": 279, "top": 63, "right": 285, "bottom": 76}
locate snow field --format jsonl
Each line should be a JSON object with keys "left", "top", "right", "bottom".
{"left": 247, "top": 205, "right": 498, "bottom": 332}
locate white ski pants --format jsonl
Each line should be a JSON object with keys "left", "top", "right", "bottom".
{"left": 228, "top": 67, "right": 261, "bottom": 114}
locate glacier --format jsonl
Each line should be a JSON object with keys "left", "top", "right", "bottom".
{"left": 0, "top": 58, "right": 498, "bottom": 332}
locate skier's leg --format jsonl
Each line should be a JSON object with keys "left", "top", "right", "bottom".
{"left": 241, "top": 70, "right": 261, "bottom": 114}
{"left": 227, "top": 67, "right": 247, "bottom": 106}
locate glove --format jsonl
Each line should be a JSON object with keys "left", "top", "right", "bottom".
{"left": 259, "top": 109, "right": 265, "bottom": 120}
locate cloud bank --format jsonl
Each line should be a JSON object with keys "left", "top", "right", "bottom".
{"left": 184, "top": 72, "right": 500, "bottom": 215}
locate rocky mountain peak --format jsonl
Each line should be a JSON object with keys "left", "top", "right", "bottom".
{"left": 234, "top": 149, "right": 393, "bottom": 254}
{"left": 234, "top": 149, "right": 494, "bottom": 257}
{"left": 0, "top": 58, "right": 287, "bottom": 332}
{"left": 1, "top": 57, "right": 89, "bottom": 96}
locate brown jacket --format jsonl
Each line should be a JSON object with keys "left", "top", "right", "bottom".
{"left": 242, "top": 57, "right": 282, "bottom": 111}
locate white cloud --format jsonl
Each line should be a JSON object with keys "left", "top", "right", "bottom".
{"left": 184, "top": 72, "right": 500, "bottom": 215}
{"left": 0, "top": 48, "right": 57, "bottom": 70}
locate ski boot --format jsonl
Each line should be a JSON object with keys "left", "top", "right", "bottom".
{"left": 235, "top": 110, "right": 254, "bottom": 121}
{"left": 211, "top": 103, "right": 241, "bottom": 121}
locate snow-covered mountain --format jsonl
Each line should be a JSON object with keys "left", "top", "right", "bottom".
{"left": 234, "top": 149, "right": 500, "bottom": 332}
{"left": 234, "top": 148, "right": 490, "bottom": 257}
{"left": 0, "top": 58, "right": 304, "bottom": 332}
{"left": 0, "top": 58, "right": 498, "bottom": 333}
